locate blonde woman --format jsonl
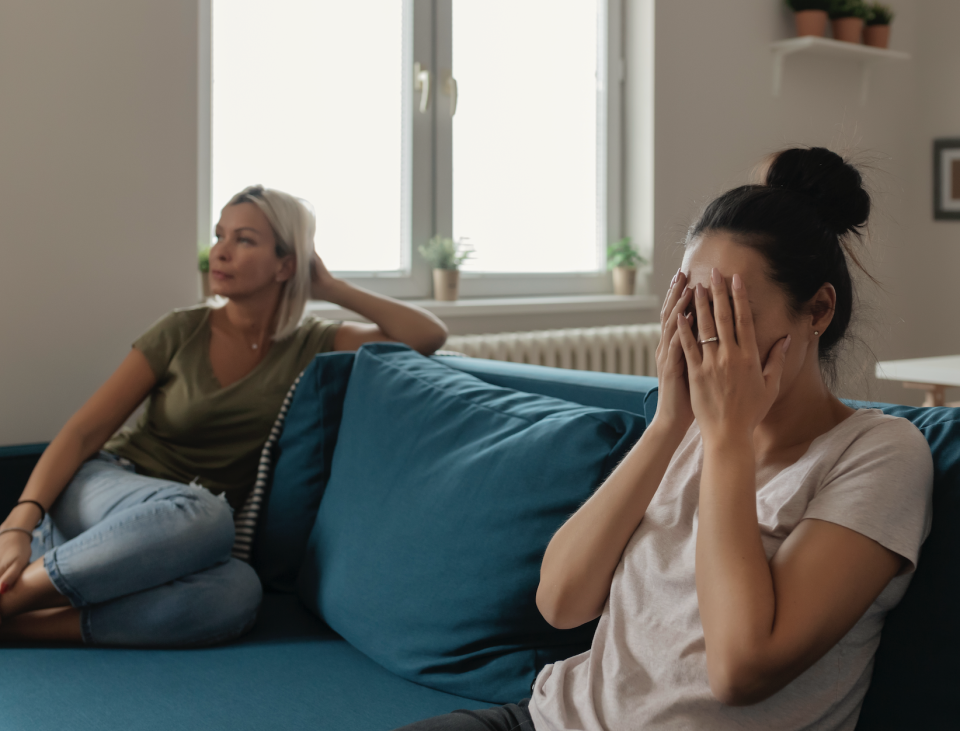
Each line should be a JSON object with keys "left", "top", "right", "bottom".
{"left": 0, "top": 185, "right": 447, "bottom": 646}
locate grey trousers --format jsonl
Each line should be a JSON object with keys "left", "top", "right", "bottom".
{"left": 394, "top": 699, "right": 534, "bottom": 731}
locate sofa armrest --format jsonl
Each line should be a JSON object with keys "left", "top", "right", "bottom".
{"left": 0, "top": 444, "right": 47, "bottom": 518}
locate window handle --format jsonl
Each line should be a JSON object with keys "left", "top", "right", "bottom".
{"left": 444, "top": 75, "right": 458, "bottom": 116}
{"left": 414, "top": 62, "right": 431, "bottom": 113}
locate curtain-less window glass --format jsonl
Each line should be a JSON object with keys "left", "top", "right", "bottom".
{"left": 452, "top": 0, "right": 600, "bottom": 273}
{"left": 212, "top": 0, "right": 405, "bottom": 272}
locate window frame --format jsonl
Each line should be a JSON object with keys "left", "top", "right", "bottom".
{"left": 198, "top": 0, "right": 625, "bottom": 300}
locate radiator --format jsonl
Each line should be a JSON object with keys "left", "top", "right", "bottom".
{"left": 444, "top": 324, "right": 662, "bottom": 377}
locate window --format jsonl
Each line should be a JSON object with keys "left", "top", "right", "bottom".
{"left": 203, "top": 0, "right": 624, "bottom": 298}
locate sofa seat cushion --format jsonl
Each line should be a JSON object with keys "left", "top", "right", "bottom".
{"left": 5, "top": 593, "right": 486, "bottom": 731}
{"left": 297, "top": 343, "right": 648, "bottom": 704}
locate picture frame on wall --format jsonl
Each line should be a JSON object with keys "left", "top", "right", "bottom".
{"left": 934, "top": 138, "right": 960, "bottom": 220}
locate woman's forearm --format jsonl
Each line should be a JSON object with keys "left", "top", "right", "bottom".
{"left": 696, "top": 436, "right": 777, "bottom": 705}
{"left": 1, "top": 425, "right": 99, "bottom": 531}
{"left": 537, "top": 420, "right": 688, "bottom": 629}
{"left": 2, "top": 349, "right": 156, "bottom": 532}
{"left": 316, "top": 278, "right": 447, "bottom": 354}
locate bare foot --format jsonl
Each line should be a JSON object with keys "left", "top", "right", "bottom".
{"left": 0, "top": 607, "right": 82, "bottom": 643}
{"left": 0, "top": 557, "right": 71, "bottom": 620}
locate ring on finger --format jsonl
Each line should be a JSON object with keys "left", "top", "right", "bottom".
{"left": 698, "top": 336, "right": 719, "bottom": 345}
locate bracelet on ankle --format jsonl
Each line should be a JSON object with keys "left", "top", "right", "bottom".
{"left": 13, "top": 500, "right": 46, "bottom": 526}
{"left": 0, "top": 527, "right": 34, "bottom": 539}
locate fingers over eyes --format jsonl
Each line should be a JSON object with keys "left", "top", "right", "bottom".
{"left": 693, "top": 283, "right": 716, "bottom": 343}
{"left": 731, "top": 273, "right": 757, "bottom": 348}
{"left": 709, "top": 268, "right": 736, "bottom": 346}
{"left": 676, "top": 312, "right": 703, "bottom": 367}
{"left": 661, "top": 271, "right": 688, "bottom": 322}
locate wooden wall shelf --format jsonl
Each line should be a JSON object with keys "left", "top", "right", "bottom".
{"left": 771, "top": 36, "right": 910, "bottom": 105}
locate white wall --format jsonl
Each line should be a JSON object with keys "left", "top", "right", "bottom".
{"left": 894, "top": 0, "right": 960, "bottom": 374}
{"left": 626, "top": 0, "right": 960, "bottom": 404}
{"left": 0, "top": 1, "right": 200, "bottom": 444}
{"left": 2, "top": 0, "right": 958, "bottom": 446}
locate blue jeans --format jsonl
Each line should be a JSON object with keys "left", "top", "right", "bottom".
{"left": 30, "top": 452, "right": 262, "bottom": 646}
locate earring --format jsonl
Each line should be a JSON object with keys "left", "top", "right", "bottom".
{"left": 814, "top": 331, "right": 819, "bottom": 336}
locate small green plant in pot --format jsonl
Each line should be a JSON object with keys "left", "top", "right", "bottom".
{"left": 829, "top": 0, "right": 868, "bottom": 43}
{"left": 864, "top": 2, "right": 893, "bottom": 48}
{"left": 785, "top": 0, "right": 831, "bottom": 37}
{"left": 607, "top": 237, "right": 647, "bottom": 296}
{"left": 198, "top": 246, "right": 212, "bottom": 299}
{"left": 418, "top": 235, "right": 474, "bottom": 301}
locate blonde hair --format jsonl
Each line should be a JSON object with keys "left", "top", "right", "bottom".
{"left": 225, "top": 185, "right": 315, "bottom": 341}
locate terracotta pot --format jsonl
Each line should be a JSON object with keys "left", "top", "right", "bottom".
{"left": 794, "top": 10, "right": 828, "bottom": 37}
{"left": 864, "top": 24, "right": 890, "bottom": 48}
{"left": 612, "top": 266, "right": 637, "bottom": 296}
{"left": 832, "top": 17, "right": 864, "bottom": 43}
{"left": 432, "top": 268, "right": 460, "bottom": 301}
{"left": 201, "top": 271, "right": 211, "bottom": 299}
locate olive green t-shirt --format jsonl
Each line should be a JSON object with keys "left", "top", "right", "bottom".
{"left": 104, "top": 305, "right": 340, "bottom": 509}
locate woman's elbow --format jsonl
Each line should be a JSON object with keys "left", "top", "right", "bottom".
{"left": 707, "top": 655, "right": 780, "bottom": 707}
{"left": 415, "top": 321, "right": 448, "bottom": 355}
{"left": 536, "top": 583, "right": 597, "bottom": 631}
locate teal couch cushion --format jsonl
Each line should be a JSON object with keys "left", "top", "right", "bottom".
{"left": 438, "top": 355, "right": 656, "bottom": 416}
{"left": 297, "top": 343, "right": 647, "bottom": 703}
{"left": 4, "top": 593, "right": 487, "bottom": 731}
{"left": 252, "top": 352, "right": 355, "bottom": 592}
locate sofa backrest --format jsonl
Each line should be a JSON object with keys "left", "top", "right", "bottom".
{"left": 436, "top": 354, "right": 658, "bottom": 416}
{"left": 0, "top": 442, "right": 47, "bottom": 518}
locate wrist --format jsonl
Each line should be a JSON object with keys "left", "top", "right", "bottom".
{"left": 312, "top": 274, "right": 345, "bottom": 302}
{"left": 0, "top": 525, "right": 33, "bottom": 541}
{"left": 2, "top": 501, "right": 44, "bottom": 532}
{"left": 645, "top": 417, "right": 692, "bottom": 448}
{"left": 702, "top": 432, "right": 754, "bottom": 460}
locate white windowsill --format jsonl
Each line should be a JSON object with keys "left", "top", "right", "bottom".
{"left": 305, "top": 293, "right": 660, "bottom": 321}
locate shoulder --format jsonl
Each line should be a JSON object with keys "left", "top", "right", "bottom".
{"left": 836, "top": 409, "right": 933, "bottom": 473}
{"left": 807, "top": 409, "right": 934, "bottom": 569}
{"left": 133, "top": 305, "right": 211, "bottom": 378}
{"left": 293, "top": 315, "right": 342, "bottom": 352}
{"left": 141, "top": 305, "right": 210, "bottom": 339}
{"left": 161, "top": 304, "right": 212, "bottom": 331}
{"left": 299, "top": 314, "right": 339, "bottom": 332}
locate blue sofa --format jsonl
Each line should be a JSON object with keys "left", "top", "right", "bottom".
{"left": 1, "top": 344, "right": 957, "bottom": 731}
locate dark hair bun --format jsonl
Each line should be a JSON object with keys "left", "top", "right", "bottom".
{"left": 765, "top": 147, "right": 870, "bottom": 235}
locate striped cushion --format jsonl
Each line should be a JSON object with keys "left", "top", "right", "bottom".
{"left": 231, "top": 372, "right": 305, "bottom": 562}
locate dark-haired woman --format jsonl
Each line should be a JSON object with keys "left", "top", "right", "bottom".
{"left": 396, "top": 148, "right": 933, "bottom": 731}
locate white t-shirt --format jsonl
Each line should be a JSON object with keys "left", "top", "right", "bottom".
{"left": 529, "top": 409, "right": 934, "bottom": 731}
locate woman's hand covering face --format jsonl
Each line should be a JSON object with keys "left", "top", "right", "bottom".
{"left": 653, "top": 270, "right": 696, "bottom": 436}
{"left": 675, "top": 268, "right": 790, "bottom": 444}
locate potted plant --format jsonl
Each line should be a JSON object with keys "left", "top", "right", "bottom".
{"left": 786, "top": 0, "right": 831, "bottom": 38}
{"left": 418, "top": 235, "right": 474, "bottom": 301}
{"left": 864, "top": 2, "right": 893, "bottom": 48}
{"left": 607, "top": 237, "right": 647, "bottom": 296}
{"left": 198, "top": 246, "right": 212, "bottom": 299}
{"left": 829, "top": 0, "right": 868, "bottom": 43}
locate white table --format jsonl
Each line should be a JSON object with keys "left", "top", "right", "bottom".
{"left": 875, "top": 355, "right": 960, "bottom": 407}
